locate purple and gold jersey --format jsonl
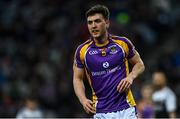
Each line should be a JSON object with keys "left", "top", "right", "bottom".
{"left": 74, "top": 34, "right": 136, "bottom": 113}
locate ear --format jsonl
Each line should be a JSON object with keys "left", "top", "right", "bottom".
{"left": 105, "top": 20, "right": 110, "bottom": 29}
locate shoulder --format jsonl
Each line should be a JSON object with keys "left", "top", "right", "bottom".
{"left": 16, "top": 108, "right": 27, "bottom": 117}
{"left": 17, "top": 107, "right": 27, "bottom": 113}
{"left": 110, "top": 34, "right": 134, "bottom": 45}
{"left": 75, "top": 39, "right": 93, "bottom": 52}
{"left": 164, "top": 87, "right": 176, "bottom": 96}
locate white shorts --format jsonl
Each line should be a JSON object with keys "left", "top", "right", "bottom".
{"left": 94, "top": 107, "right": 137, "bottom": 119}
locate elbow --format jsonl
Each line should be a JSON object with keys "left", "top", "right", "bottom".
{"left": 141, "top": 62, "right": 145, "bottom": 73}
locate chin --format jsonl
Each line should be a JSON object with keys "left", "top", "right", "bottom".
{"left": 92, "top": 34, "right": 100, "bottom": 38}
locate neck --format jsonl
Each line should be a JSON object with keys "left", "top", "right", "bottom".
{"left": 154, "top": 85, "right": 166, "bottom": 91}
{"left": 94, "top": 31, "right": 108, "bottom": 44}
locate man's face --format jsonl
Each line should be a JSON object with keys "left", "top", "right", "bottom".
{"left": 152, "top": 72, "right": 166, "bottom": 89}
{"left": 26, "top": 100, "right": 38, "bottom": 110}
{"left": 87, "top": 13, "right": 109, "bottom": 39}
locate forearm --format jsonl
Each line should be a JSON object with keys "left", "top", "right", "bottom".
{"left": 129, "top": 61, "right": 145, "bottom": 79}
{"left": 73, "top": 78, "right": 87, "bottom": 104}
{"left": 117, "top": 60, "right": 145, "bottom": 92}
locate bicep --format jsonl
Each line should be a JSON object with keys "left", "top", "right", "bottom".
{"left": 73, "top": 65, "right": 85, "bottom": 80}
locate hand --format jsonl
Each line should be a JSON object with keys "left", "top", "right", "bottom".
{"left": 117, "top": 76, "right": 134, "bottom": 93}
{"left": 81, "top": 98, "right": 96, "bottom": 114}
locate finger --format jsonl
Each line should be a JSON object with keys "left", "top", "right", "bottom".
{"left": 117, "top": 80, "right": 125, "bottom": 92}
{"left": 117, "top": 81, "right": 123, "bottom": 92}
{"left": 122, "top": 81, "right": 130, "bottom": 92}
{"left": 90, "top": 109, "right": 96, "bottom": 114}
{"left": 85, "top": 105, "right": 95, "bottom": 114}
{"left": 125, "top": 79, "right": 132, "bottom": 89}
{"left": 84, "top": 106, "right": 90, "bottom": 114}
{"left": 121, "top": 81, "right": 128, "bottom": 92}
{"left": 84, "top": 100, "right": 96, "bottom": 114}
{"left": 120, "top": 81, "right": 128, "bottom": 92}
{"left": 117, "top": 80, "right": 123, "bottom": 90}
{"left": 88, "top": 107, "right": 96, "bottom": 114}
{"left": 86, "top": 102, "right": 95, "bottom": 112}
{"left": 117, "top": 80, "right": 122, "bottom": 89}
{"left": 126, "top": 83, "right": 131, "bottom": 90}
{"left": 87, "top": 100, "right": 93, "bottom": 105}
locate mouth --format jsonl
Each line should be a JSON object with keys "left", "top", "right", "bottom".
{"left": 91, "top": 30, "right": 99, "bottom": 35}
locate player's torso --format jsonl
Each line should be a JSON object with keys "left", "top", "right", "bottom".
{"left": 77, "top": 34, "right": 137, "bottom": 112}
{"left": 84, "top": 40, "right": 130, "bottom": 112}
{"left": 85, "top": 42, "right": 125, "bottom": 77}
{"left": 84, "top": 40, "right": 128, "bottom": 95}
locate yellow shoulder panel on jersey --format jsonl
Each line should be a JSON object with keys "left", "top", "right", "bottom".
{"left": 79, "top": 40, "right": 93, "bottom": 63}
{"left": 112, "top": 39, "right": 129, "bottom": 57}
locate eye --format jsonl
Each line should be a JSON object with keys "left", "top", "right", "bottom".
{"left": 88, "top": 21, "right": 92, "bottom": 25}
{"left": 95, "top": 19, "right": 101, "bottom": 23}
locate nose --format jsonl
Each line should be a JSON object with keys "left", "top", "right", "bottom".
{"left": 92, "top": 22, "right": 97, "bottom": 28}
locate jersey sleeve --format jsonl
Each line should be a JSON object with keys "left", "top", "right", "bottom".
{"left": 74, "top": 45, "right": 84, "bottom": 68}
{"left": 123, "top": 37, "right": 136, "bottom": 59}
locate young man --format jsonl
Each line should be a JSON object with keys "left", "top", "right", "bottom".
{"left": 73, "top": 5, "right": 145, "bottom": 118}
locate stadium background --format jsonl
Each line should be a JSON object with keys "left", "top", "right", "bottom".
{"left": 0, "top": 0, "right": 180, "bottom": 117}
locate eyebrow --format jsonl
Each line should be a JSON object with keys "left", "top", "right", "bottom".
{"left": 87, "top": 18, "right": 101, "bottom": 22}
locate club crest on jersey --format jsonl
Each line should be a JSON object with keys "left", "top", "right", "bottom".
{"left": 109, "top": 46, "right": 117, "bottom": 54}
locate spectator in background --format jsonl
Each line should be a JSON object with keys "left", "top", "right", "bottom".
{"left": 137, "top": 84, "right": 154, "bottom": 118}
{"left": 16, "top": 95, "right": 43, "bottom": 119}
{"left": 152, "top": 71, "right": 177, "bottom": 118}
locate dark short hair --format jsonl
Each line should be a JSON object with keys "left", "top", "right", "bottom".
{"left": 86, "top": 4, "right": 110, "bottom": 20}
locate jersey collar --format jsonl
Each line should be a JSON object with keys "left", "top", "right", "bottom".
{"left": 91, "top": 33, "right": 112, "bottom": 48}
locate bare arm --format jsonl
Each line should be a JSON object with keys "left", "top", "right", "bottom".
{"left": 73, "top": 65, "right": 86, "bottom": 102}
{"left": 117, "top": 52, "right": 145, "bottom": 92}
{"left": 73, "top": 65, "right": 95, "bottom": 114}
{"left": 128, "top": 51, "right": 145, "bottom": 80}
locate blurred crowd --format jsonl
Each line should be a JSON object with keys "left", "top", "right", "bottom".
{"left": 0, "top": 0, "right": 180, "bottom": 118}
